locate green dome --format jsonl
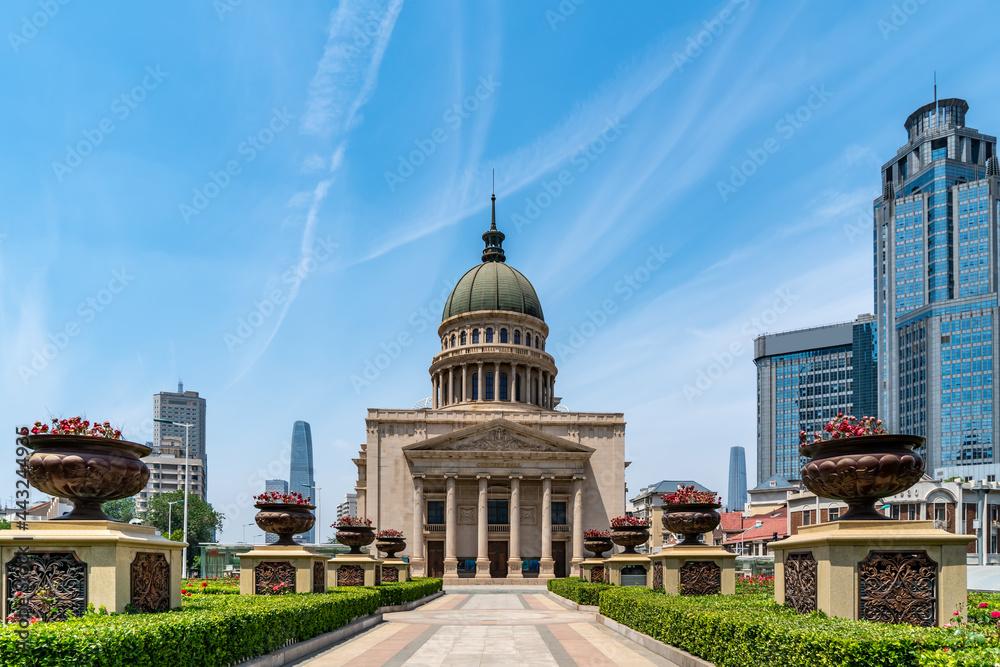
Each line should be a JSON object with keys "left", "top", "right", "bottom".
{"left": 442, "top": 262, "right": 544, "bottom": 322}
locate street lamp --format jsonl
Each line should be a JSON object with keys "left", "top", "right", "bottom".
{"left": 155, "top": 418, "right": 194, "bottom": 573}
{"left": 243, "top": 522, "right": 254, "bottom": 544}
{"left": 302, "top": 484, "right": 322, "bottom": 544}
{"left": 167, "top": 500, "right": 181, "bottom": 538}
{"left": 738, "top": 521, "right": 764, "bottom": 556}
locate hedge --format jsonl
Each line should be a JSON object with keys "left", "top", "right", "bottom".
{"left": 546, "top": 577, "right": 614, "bottom": 606}
{"left": 0, "top": 578, "right": 442, "bottom": 667}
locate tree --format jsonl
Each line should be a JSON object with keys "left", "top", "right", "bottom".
{"left": 101, "top": 498, "right": 136, "bottom": 522}
{"left": 143, "top": 491, "right": 224, "bottom": 567}
{"left": 0, "top": 518, "right": 10, "bottom": 530}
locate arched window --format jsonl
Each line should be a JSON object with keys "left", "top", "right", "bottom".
{"left": 460, "top": 331, "right": 467, "bottom": 345}
{"left": 500, "top": 328, "right": 508, "bottom": 344}
{"left": 525, "top": 333, "right": 531, "bottom": 347}
{"left": 472, "top": 329, "right": 480, "bottom": 344}
{"left": 486, "top": 372, "right": 494, "bottom": 400}
{"left": 472, "top": 373, "right": 479, "bottom": 400}
{"left": 500, "top": 372, "right": 508, "bottom": 400}
{"left": 486, "top": 328, "right": 494, "bottom": 343}
{"left": 450, "top": 334, "right": 456, "bottom": 348}
{"left": 534, "top": 337, "right": 540, "bottom": 349}
{"left": 513, "top": 330, "right": 521, "bottom": 345}
{"left": 515, "top": 374, "right": 521, "bottom": 402}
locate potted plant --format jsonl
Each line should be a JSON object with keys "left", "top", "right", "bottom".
{"left": 19, "top": 418, "right": 150, "bottom": 521}
{"left": 375, "top": 529, "right": 406, "bottom": 558}
{"left": 609, "top": 516, "right": 650, "bottom": 554}
{"left": 252, "top": 491, "right": 315, "bottom": 546}
{"left": 661, "top": 485, "right": 722, "bottom": 546}
{"left": 583, "top": 529, "right": 613, "bottom": 558}
{"left": 333, "top": 516, "right": 375, "bottom": 554}
{"left": 799, "top": 414, "right": 924, "bottom": 521}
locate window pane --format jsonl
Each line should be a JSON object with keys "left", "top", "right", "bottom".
{"left": 427, "top": 501, "right": 444, "bottom": 524}
{"left": 552, "top": 502, "right": 567, "bottom": 525}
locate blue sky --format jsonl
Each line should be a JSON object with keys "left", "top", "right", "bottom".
{"left": 2, "top": 0, "right": 997, "bottom": 542}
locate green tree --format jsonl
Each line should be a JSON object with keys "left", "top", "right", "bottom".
{"left": 0, "top": 518, "right": 10, "bottom": 530}
{"left": 101, "top": 498, "right": 136, "bottom": 522}
{"left": 143, "top": 491, "right": 224, "bottom": 567}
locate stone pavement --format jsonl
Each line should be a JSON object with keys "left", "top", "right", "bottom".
{"left": 289, "top": 588, "right": 680, "bottom": 666}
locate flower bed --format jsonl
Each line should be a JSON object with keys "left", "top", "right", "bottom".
{"left": 181, "top": 577, "right": 240, "bottom": 595}
{"left": 0, "top": 578, "right": 442, "bottom": 666}
{"left": 735, "top": 574, "right": 774, "bottom": 596}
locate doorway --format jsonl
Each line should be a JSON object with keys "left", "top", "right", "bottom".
{"left": 488, "top": 541, "right": 509, "bottom": 578}
{"left": 427, "top": 541, "right": 444, "bottom": 578}
{"left": 552, "top": 541, "right": 566, "bottom": 578}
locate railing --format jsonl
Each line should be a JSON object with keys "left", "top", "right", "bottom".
{"left": 431, "top": 345, "right": 555, "bottom": 368}
{"left": 425, "top": 524, "right": 446, "bottom": 532}
{"left": 488, "top": 524, "right": 509, "bottom": 533}
{"left": 553, "top": 525, "right": 570, "bottom": 533}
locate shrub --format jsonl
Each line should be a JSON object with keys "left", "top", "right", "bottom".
{"left": 182, "top": 577, "right": 240, "bottom": 595}
{"left": 547, "top": 577, "right": 613, "bottom": 606}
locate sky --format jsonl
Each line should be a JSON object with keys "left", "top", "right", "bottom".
{"left": 2, "top": 0, "right": 998, "bottom": 543}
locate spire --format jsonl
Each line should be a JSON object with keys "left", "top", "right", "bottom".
{"left": 482, "top": 174, "right": 506, "bottom": 262}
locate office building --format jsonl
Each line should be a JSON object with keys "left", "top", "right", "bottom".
{"left": 727, "top": 446, "right": 747, "bottom": 512}
{"left": 336, "top": 493, "right": 357, "bottom": 521}
{"left": 289, "top": 421, "right": 316, "bottom": 543}
{"left": 135, "top": 436, "right": 206, "bottom": 514}
{"left": 153, "top": 382, "right": 208, "bottom": 495}
{"left": 754, "top": 315, "right": 878, "bottom": 483}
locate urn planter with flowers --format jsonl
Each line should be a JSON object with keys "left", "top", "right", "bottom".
{"left": 583, "top": 529, "right": 613, "bottom": 558}
{"left": 609, "top": 516, "right": 650, "bottom": 554}
{"left": 19, "top": 418, "right": 150, "bottom": 521}
{"left": 253, "top": 491, "right": 315, "bottom": 546}
{"left": 799, "top": 414, "right": 925, "bottom": 521}
{"left": 334, "top": 516, "right": 375, "bottom": 555}
{"left": 375, "top": 529, "right": 406, "bottom": 558}
{"left": 661, "top": 485, "right": 721, "bottom": 546}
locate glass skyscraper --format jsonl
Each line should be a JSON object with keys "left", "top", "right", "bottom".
{"left": 875, "top": 98, "right": 998, "bottom": 471}
{"left": 727, "top": 446, "right": 747, "bottom": 512}
{"left": 289, "top": 421, "right": 316, "bottom": 543}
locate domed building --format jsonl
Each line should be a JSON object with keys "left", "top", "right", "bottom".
{"left": 353, "top": 195, "right": 626, "bottom": 583}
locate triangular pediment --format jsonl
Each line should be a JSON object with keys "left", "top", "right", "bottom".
{"left": 402, "top": 419, "right": 593, "bottom": 455}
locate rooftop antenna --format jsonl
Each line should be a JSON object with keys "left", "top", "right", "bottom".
{"left": 933, "top": 71, "right": 938, "bottom": 128}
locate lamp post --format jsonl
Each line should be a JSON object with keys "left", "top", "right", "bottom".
{"left": 167, "top": 500, "right": 181, "bottom": 538}
{"left": 155, "top": 418, "right": 194, "bottom": 573}
{"left": 302, "top": 484, "right": 322, "bottom": 544}
{"left": 738, "top": 521, "right": 763, "bottom": 556}
{"left": 243, "top": 522, "right": 254, "bottom": 544}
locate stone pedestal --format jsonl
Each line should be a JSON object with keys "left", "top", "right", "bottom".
{"left": 604, "top": 554, "right": 650, "bottom": 587}
{"left": 647, "top": 545, "right": 737, "bottom": 595}
{"left": 328, "top": 554, "right": 383, "bottom": 587}
{"left": 379, "top": 558, "right": 410, "bottom": 583}
{"left": 0, "top": 520, "right": 184, "bottom": 616}
{"left": 237, "top": 544, "right": 329, "bottom": 595}
{"left": 771, "top": 520, "right": 973, "bottom": 627}
{"left": 579, "top": 558, "right": 608, "bottom": 583}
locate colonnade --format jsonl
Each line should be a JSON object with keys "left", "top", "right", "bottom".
{"left": 431, "top": 362, "right": 556, "bottom": 409}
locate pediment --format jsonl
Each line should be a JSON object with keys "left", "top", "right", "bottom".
{"left": 403, "top": 419, "right": 593, "bottom": 455}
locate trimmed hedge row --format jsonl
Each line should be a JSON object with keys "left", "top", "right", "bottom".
{"left": 0, "top": 578, "right": 442, "bottom": 667}
{"left": 546, "top": 577, "right": 614, "bottom": 606}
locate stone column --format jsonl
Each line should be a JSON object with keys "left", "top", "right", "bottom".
{"left": 550, "top": 375, "right": 556, "bottom": 409}
{"left": 526, "top": 366, "right": 533, "bottom": 405}
{"left": 508, "top": 475, "right": 523, "bottom": 577}
{"left": 432, "top": 375, "right": 438, "bottom": 409}
{"left": 412, "top": 476, "right": 425, "bottom": 576}
{"left": 475, "top": 475, "right": 491, "bottom": 578}
{"left": 540, "top": 476, "right": 554, "bottom": 578}
{"left": 493, "top": 362, "right": 500, "bottom": 401}
{"left": 356, "top": 488, "right": 366, "bottom": 519}
{"left": 444, "top": 475, "right": 457, "bottom": 576}
{"left": 571, "top": 476, "right": 584, "bottom": 577}
{"left": 447, "top": 368, "right": 454, "bottom": 406}
{"left": 511, "top": 363, "right": 519, "bottom": 402}
{"left": 541, "top": 371, "right": 548, "bottom": 408}
{"left": 477, "top": 363, "right": 484, "bottom": 402}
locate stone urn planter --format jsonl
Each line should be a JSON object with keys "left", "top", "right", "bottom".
{"left": 254, "top": 503, "right": 316, "bottom": 546}
{"left": 583, "top": 537, "right": 613, "bottom": 558}
{"left": 799, "top": 434, "right": 925, "bottom": 521}
{"left": 662, "top": 503, "right": 722, "bottom": 546}
{"left": 375, "top": 535, "right": 406, "bottom": 558}
{"left": 610, "top": 526, "right": 650, "bottom": 554}
{"left": 336, "top": 525, "right": 376, "bottom": 555}
{"left": 22, "top": 434, "right": 151, "bottom": 521}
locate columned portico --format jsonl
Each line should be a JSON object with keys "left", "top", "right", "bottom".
{"left": 475, "top": 475, "right": 491, "bottom": 578}
{"left": 508, "top": 475, "right": 523, "bottom": 577}
{"left": 444, "top": 474, "right": 458, "bottom": 576}
{"left": 412, "top": 475, "right": 425, "bottom": 576}
{"left": 539, "top": 475, "right": 554, "bottom": 579}
{"left": 571, "top": 476, "right": 584, "bottom": 577}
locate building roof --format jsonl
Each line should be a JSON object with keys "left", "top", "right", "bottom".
{"left": 630, "top": 480, "right": 712, "bottom": 503}
{"left": 442, "top": 261, "right": 544, "bottom": 322}
{"left": 721, "top": 507, "right": 788, "bottom": 545}
{"left": 750, "top": 473, "right": 796, "bottom": 492}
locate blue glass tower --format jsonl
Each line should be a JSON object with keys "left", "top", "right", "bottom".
{"left": 727, "top": 446, "right": 747, "bottom": 512}
{"left": 289, "top": 421, "right": 316, "bottom": 543}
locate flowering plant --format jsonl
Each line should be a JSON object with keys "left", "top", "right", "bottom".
{"left": 20, "top": 417, "right": 122, "bottom": 440}
{"left": 583, "top": 529, "right": 611, "bottom": 539}
{"left": 799, "top": 413, "right": 887, "bottom": 446}
{"left": 610, "top": 515, "right": 649, "bottom": 528}
{"left": 661, "top": 485, "right": 718, "bottom": 505}
{"left": 253, "top": 491, "right": 311, "bottom": 505}
{"left": 376, "top": 529, "right": 403, "bottom": 539}
{"left": 334, "top": 515, "right": 373, "bottom": 528}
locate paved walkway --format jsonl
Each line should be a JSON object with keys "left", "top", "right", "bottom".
{"left": 289, "top": 589, "right": 679, "bottom": 666}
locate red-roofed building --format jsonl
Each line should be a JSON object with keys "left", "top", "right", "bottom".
{"left": 714, "top": 506, "right": 788, "bottom": 556}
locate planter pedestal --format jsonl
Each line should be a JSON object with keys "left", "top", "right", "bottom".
{"left": 647, "top": 545, "right": 736, "bottom": 595}
{"left": 379, "top": 558, "right": 410, "bottom": 584}
{"left": 0, "top": 521, "right": 184, "bottom": 616}
{"left": 579, "top": 558, "right": 609, "bottom": 583}
{"left": 772, "top": 521, "right": 972, "bottom": 627}
{"left": 328, "top": 553, "right": 383, "bottom": 587}
{"left": 603, "top": 553, "right": 651, "bottom": 587}
{"left": 237, "top": 544, "right": 328, "bottom": 595}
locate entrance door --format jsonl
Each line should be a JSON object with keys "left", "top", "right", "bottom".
{"left": 488, "top": 541, "right": 509, "bottom": 578}
{"left": 552, "top": 541, "right": 567, "bottom": 578}
{"left": 427, "top": 542, "right": 444, "bottom": 578}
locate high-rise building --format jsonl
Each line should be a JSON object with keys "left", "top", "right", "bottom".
{"left": 875, "top": 98, "right": 998, "bottom": 472}
{"left": 135, "top": 436, "right": 206, "bottom": 514}
{"left": 289, "top": 421, "right": 315, "bottom": 543}
{"left": 336, "top": 493, "right": 357, "bottom": 521}
{"left": 263, "top": 479, "right": 289, "bottom": 543}
{"left": 153, "top": 382, "right": 208, "bottom": 494}
{"left": 754, "top": 315, "right": 878, "bottom": 483}
{"left": 727, "top": 446, "right": 747, "bottom": 512}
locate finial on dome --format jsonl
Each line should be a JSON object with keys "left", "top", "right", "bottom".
{"left": 482, "top": 175, "right": 506, "bottom": 263}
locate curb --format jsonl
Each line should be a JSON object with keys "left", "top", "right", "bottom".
{"left": 239, "top": 590, "right": 445, "bottom": 667}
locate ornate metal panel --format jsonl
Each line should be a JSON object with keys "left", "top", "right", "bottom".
{"left": 382, "top": 566, "right": 399, "bottom": 583}
{"left": 858, "top": 550, "right": 937, "bottom": 627}
{"left": 338, "top": 564, "right": 365, "bottom": 587}
{"left": 5, "top": 551, "right": 87, "bottom": 621}
{"left": 375, "top": 564, "right": 382, "bottom": 586}
{"left": 313, "top": 561, "right": 325, "bottom": 594}
{"left": 254, "top": 561, "right": 295, "bottom": 595}
{"left": 590, "top": 566, "right": 604, "bottom": 584}
{"left": 784, "top": 552, "right": 817, "bottom": 614}
{"left": 679, "top": 560, "right": 720, "bottom": 596}
{"left": 130, "top": 552, "right": 170, "bottom": 612}
{"left": 652, "top": 561, "right": 663, "bottom": 591}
